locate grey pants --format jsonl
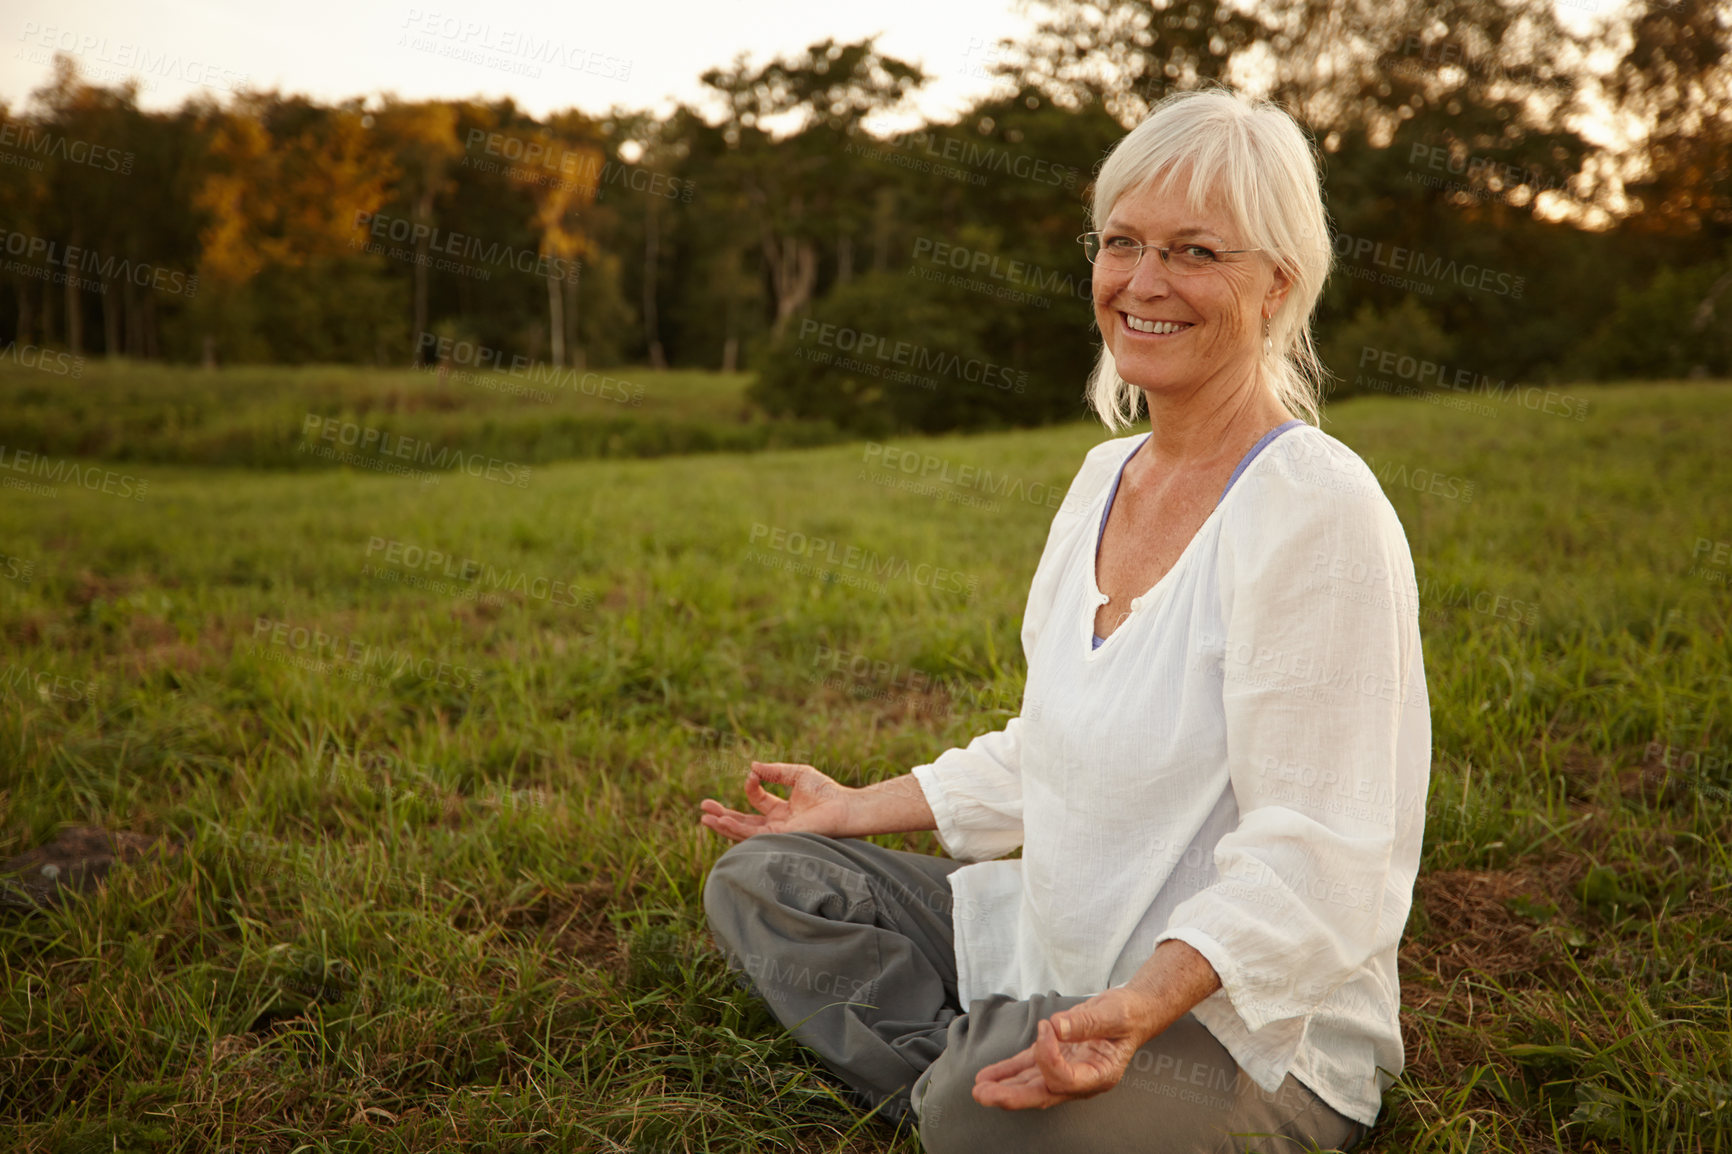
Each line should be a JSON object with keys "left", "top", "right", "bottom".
{"left": 702, "top": 832, "right": 1371, "bottom": 1152}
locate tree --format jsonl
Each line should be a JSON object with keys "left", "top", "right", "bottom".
{"left": 1603, "top": 0, "right": 1732, "bottom": 235}
{"left": 990, "top": 0, "right": 1267, "bottom": 125}
{"left": 372, "top": 99, "right": 462, "bottom": 364}
{"left": 701, "top": 38, "right": 926, "bottom": 339}
{"left": 194, "top": 93, "right": 398, "bottom": 361}
{"left": 503, "top": 115, "right": 603, "bottom": 368}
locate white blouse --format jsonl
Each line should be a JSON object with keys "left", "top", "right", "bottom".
{"left": 911, "top": 424, "right": 1431, "bottom": 1127}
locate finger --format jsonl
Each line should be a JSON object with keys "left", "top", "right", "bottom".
{"left": 1049, "top": 1006, "right": 1103, "bottom": 1043}
{"left": 747, "top": 761, "right": 812, "bottom": 787}
{"left": 741, "top": 771, "right": 781, "bottom": 815}
{"left": 973, "top": 1065, "right": 1063, "bottom": 1110}
{"left": 975, "top": 1044, "right": 1039, "bottom": 1085}
{"left": 700, "top": 799, "right": 758, "bottom": 824}
{"left": 1033, "top": 1019, "right": 1073, "bottom": 1081}
{"left": 1032, "top": 1020, "right": 1100, "bottom": 1096}
{"left": 698, "top": 813, "right": 741, "bottom": 841}
{"left": 700, "top": 811, "right": 765, "bottom": 841}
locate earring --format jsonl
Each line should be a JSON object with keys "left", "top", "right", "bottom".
{"left": 1263, "top": 315, "right": 1272, "bottom": 356}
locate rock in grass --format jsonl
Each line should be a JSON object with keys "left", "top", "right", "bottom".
{"left": 0, "top": 825, "right": 179, "bottom": 911}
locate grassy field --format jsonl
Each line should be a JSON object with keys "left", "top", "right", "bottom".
{"left": 0, "top": 375, "right": 1729, "bottom": 1153}
{"left": 0, "top": 361, "right": 847, "bottom": 469}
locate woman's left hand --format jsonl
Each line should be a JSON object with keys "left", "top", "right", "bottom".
{"left": 970, "top": 987, "right": 1156, "bottom": 1110}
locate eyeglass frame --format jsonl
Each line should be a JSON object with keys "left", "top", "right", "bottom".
{"left": 1076, "top": 231, "right": 1265, "bottom": 274}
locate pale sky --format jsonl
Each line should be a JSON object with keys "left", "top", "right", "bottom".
{"left": 1, "top": 0, "right": 1631, "bottom": 134}
{"left": 0, "top": 0, "right": 1042, "bottom": 134}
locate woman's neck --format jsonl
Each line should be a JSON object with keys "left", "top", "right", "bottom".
{"left": 1135, "top": 372, "right": 1291, "bottom": 473}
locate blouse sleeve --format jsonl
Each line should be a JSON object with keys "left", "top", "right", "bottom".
{"left": 912, "top": 439, "right": 1123, "bottom": 864}
{"left": 1156, "top": 438, "right": 1431, "bottom": 1035}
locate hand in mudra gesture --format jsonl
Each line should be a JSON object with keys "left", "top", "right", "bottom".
{"left": 971, "top": 987, "right": 1158, "bottom": 1110}
{"left": 699, "top": 761, "right": 855, "bottom": 842}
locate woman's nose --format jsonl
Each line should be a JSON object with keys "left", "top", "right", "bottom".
{"left": 1124, "top": 249, "right": 1175, "bottom": 296}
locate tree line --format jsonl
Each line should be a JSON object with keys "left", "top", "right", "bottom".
{"left": 0, "top": 0, "right": 1726, "bottom": 434}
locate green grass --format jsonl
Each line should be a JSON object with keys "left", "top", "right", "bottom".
{"left": 0, "top": 360, "right": 849, "bottom": 469}
{"left": 1, "top": 377, "right": 1729, "bottom": 1152}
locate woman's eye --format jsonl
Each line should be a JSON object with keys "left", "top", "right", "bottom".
{"left": 1104, "top": 235, "right": 1138, "bottom": 249}
{"left": 1180, "top": 244, "right": 1219, "bottom": 262}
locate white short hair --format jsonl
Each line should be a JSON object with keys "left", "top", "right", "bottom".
{"left": 1084, "top": 87, "right": 1334, "bottom": 430}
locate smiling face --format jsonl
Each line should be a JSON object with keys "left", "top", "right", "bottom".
{"left": 1092, "top": 168, "right": 1291, "bottom": 405}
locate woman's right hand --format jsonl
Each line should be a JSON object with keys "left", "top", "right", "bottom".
{"left": 698, "top": 761, "right": 857, "bottom": 842}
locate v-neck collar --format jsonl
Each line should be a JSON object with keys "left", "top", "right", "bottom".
{"left": 1086, "top": 420, "right": 1305, "bottom": 653}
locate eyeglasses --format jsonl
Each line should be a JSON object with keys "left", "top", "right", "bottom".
{"left": 1077, "top": 231, "right": 1264, "bottom": 275}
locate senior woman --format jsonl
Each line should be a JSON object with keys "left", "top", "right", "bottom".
{"left": 699, "top": 88, "right": 1429, "bottom": 1153}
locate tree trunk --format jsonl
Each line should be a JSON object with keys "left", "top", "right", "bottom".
{"left": 565, "top": 261, "right": 583, "bottom": 371}
{"left": 40, "top": 279, "right": 54, "bottom": 351}
{"left": 873, "top": 189, "right": 894, "bottom": 272}
{"left": 750, "top": 188, "right": 819, "bottom": 340}
{"left": 546, "top": 271, "right": 565, "bottom": 368}
{"left": 144, "top": 293, "right": 159, "bottom": 359}
{"left": 125, "top": 275, "right": 144, "bottom": 355}
{"left": 643, "top": 199, "right": 667, "bottom": 369}
{"left": 1690, "top": 267, "right": 1732, "bottom": 332}
{"left": 102, "top": 273, "right": 121, "bottom": 358}
{"left": 15, "top": 278, "right": 33, "bottom": 346}
{"left": 761, "top": 229, "right": 818, "bottom": 340}
{"left": 411, "top": 188, "right": 433, "bottom": 365}
{"left": 64, "top": 237, "right": 82, "bottom": 357}
{"left": 722, "top": 248, "right": 740, "bottom": 372}
{"left": 837, "top": 231, "right": 854, "bottom": 286}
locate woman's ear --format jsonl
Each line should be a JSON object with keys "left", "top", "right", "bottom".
{"left": 1265, "top": 264, "right": 1293, "bottom": 316}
